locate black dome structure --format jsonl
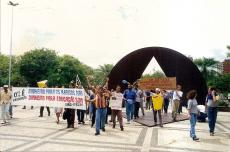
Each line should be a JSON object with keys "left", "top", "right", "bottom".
{"left": 108, "top": 47, "right": 207, "bottom": 104}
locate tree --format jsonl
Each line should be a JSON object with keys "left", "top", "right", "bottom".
{"left": 227, "top": 46, "right": 230, "bottom": 57}
{"left": 0, "top": 55, "right": 27, "bottom": 87}
{"left": 214, "top": 74, "right": 230, "bottom": 94}
{"left": 193, "top": 57, "right": 219, "bottom": 82}
{"left": 93, "top": 64, "right": 114, "bottom": 85}
{"left": 142, "top": 70, "right": 165, "bottom": 78}
{"left": 49, "top": 55, "right": 88, "bottom": 87}
{"left": 19, "top": 48, "right": 59, "bottom": 86}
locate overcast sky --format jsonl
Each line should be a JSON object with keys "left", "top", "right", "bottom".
{"left": 1, "top": 0, "right": 230, "bottom": 73}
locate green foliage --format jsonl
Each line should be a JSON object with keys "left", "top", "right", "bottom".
{"left": 0, "top": 55, "right": 27, "bottom": 87}
{"left": 213, "top": 74, "right": 230, "bottom": 93}
{"left": 193, "top": 57, "right": 219, "bottom": 82}
{"left": 19, "top": 48, "right": 59, "bottom": 87}
{"left": 227, "top": 45, "right": 230, "bottom": 57}
{"left": 142, "top": 70, "right": 165, "bottom": 78}
{"left": 217, "top": 100, "right": 229, "bottom": 107}
{"left": 93, "top": 64, "right": 113, "bottom": 85}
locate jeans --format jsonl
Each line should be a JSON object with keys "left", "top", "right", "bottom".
{"left": 9, "top": 104, "right": 13, "bottom": 116}
{"left": 95, "top": 108, "right": 107, "bottom": 133}
{"left": 134, "top": 102, "right": 140, "bottom": 118}
{"left": 163, "top": 98, "right": 169, "bottom": 113}
{"left": 1, "top": 104, "right": 10, "bottom": 122}
{"left": 126, "top": 102, "right": 134, "bottom": 122}
{"left": 190, "top": 113, "right": 197, "bottom": 138}
{"left": 208, "top": 107, "right": 218, "bottom": 133}
{"left": 77, "top": 109, "right": 85, "bottom": 123}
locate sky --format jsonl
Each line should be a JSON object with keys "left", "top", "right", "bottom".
{"left": 1, "top": 0, "right": 230, "bottom": 73}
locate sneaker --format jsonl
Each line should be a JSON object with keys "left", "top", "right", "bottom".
{"left": 102, "top": 128, "right": 105, "bottom": 132}
{"left": 95, "top": 132, "right": 100, "bottom": 136}
{"left": 193, "top": 137, "right": 199, "bottom": 141}
{"left": 210, "top": 132, "right": 214, "bottom": 136}
{"left": 121, "top": 126, "right": 124, "bottom": 131}
{"left": 78, "top": 122, "right": 81, "bottom": 124}
{"left": 38, "top": 115, "right": 43, "bottom": 117}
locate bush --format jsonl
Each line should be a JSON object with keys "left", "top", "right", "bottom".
{"left": 217, "top": 100, "right": 229, "bottom": 107}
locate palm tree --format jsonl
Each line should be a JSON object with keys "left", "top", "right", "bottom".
{"left": 227, "top": 46, "right": 230, "bottom": 57}
{"left": 193, "top": 57, "right": 220, "bottom": 81}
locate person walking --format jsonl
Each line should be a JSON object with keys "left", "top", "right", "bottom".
{"left": 187, "top": 90, "right": 199, "bottom": 141}
{"left": 134, "top": 85, "right": 141, "bottom": 119}
{"left": 124, "top": 84, "right": 136, "bottom": 124}
{"left": 172, "top": 85, "right": 183, "bottom": 121}
{"left": 111, "top": 85, "right": 124, "bottom": 131}
{"left": 162, "top": 90, "right": 170, "bottom": 114}
{"left": 0, "top": 85, "right": 12, "bottom": 124}
{"left": 145, "top": 90, "right": 151, "bottom": 110}
{"left": 152, "top": 88, "right": 163, "bottom": 127}
{"left": 206, "top": 87, "right": 218, "bottom": 136}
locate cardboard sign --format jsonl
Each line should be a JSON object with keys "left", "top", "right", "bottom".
{"left": 138, "top": 77, "right": 176, "bottom": 90}
{"left": 109, "top": 92, "right": 123, "bottom": 110}
{"left": 12, "top": 87, "right": 86, "bottom": 110}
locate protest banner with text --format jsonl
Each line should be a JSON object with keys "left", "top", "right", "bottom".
{"left": 138, "top": 77, "right": 176, "bottom": 90}
{"left": 12, "top": 87, "right": 86, "bottom": 110}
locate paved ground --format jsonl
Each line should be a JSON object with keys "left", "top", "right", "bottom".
{"left": 0, "top": 106, "right": 229, "bottom": 152}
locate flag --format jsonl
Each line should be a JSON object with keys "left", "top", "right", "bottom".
{"left": 37, "top": 80, "right": 48, "bottom": 88}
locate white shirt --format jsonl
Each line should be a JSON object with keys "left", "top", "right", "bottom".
{"left": 173, "top": 90, "right": 183, "bottom": 101}
{"left": 135, "top": 89, "right": 143, "bottom": 102}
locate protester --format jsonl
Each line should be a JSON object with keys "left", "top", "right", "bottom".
{"left": 89, "top": 88, "right": 96, "bottom": 128}
{"left": 134, "top": 85, "right": 144, "bottom": 118}
{"left": 38, "top": 81, "right": 50, "bottom": 117}
{"left": 152, "top": 88, "right": 163, "bottom": 127}
{"left": 76, "top": 85, "right": 86, "bottom": 125}
{"left": 111, "top": 85, "right": 124, "bottom": 131}
{"left": 95, "top": 86, "right": 109, "bottom": 135}
{"left": 65, "top": 81, "right": 76, "bottom": 128}
{"left": 145, "top": 90, "right": 151, "bottom": 110}
{"left": 55, "top": 107, "right": 63, "bottom": 124}
{"left": 206, "top": 87, "right": 218, "bottom": 136}
{"left": 54, "top": 86, "right": 63, "bottom": 124}
{"left": 187, "top": 90, "right": 199, "bottom": 141}
{"left": 0, "top": 85, "right": 12, "bottom": 124}
{"left": 124, "top": 84, "right": 136, "bottom": 124}
{"left": 172, "top": 85, "right": 183, "bottom": 121}
{"left": 162, "top": 90, "right": 170, "bottom": 114}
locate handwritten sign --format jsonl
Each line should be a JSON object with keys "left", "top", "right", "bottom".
{"left": 12, "top": 87, "right": 86, "bottom": 110}
{"left": 138, "top": 77, "right": 176, "bottom": 90}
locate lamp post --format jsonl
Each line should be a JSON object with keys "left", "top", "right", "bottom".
{"left": 8, "top": 1, "right": 18, "bottom": 87}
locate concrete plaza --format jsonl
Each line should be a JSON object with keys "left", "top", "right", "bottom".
{"left": 0, "top": 106, "right": 229, "bottom": 152}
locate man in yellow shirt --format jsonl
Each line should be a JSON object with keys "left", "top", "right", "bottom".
{"left": 152, "top": 88, "right": 163, "bottom": 127}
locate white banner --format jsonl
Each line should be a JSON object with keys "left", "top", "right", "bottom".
{"left": 12, "top": 87, "right": 86, "bottom": 110}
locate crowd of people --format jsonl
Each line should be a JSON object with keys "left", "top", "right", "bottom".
{"left": 0, "top": 80, "right": 220, "bottom": 140}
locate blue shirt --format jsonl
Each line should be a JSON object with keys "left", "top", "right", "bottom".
{"left": 124, "top": 89, "right": 136, "bottom": 104}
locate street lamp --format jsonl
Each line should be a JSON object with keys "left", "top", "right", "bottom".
{"left": 8, "top": 1, "right": 18, "bottom": 87}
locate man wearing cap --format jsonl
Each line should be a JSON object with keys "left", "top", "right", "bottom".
{"left": 0, "top": 85, "right": 12, "bottom": 124}
{"left": 152, "top": 88, "right": 164, "bottom": 127}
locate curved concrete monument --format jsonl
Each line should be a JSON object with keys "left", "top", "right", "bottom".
{"left": 108, "top": 47, "right": 207, "bottom": 104}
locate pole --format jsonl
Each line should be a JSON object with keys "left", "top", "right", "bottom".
{"left": 8, "top": 4, "right": 14, "bottom": 87}
{"left": 0, "top": 0, "right": 1, "bottom": 55}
